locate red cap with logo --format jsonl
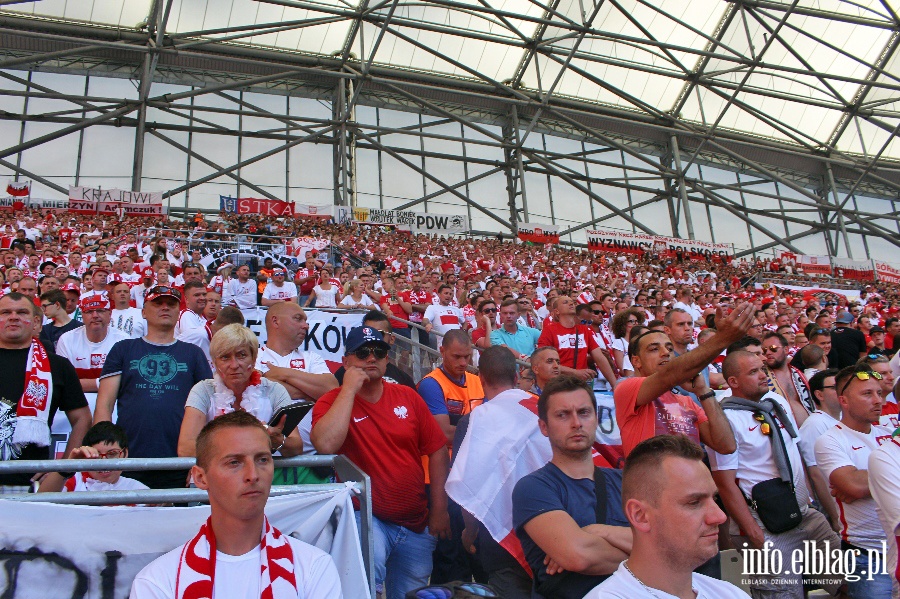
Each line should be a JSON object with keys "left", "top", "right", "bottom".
{"left": 79, "top": 295, "right": 111, "bottom": 312}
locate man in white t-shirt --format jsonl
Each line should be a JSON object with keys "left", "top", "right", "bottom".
{"left": 587, "top": 434, "right": 748, "bottom": 598}
{"left": 796, "top": 368, "right": 841, "bottom": 531}
{"left": 422, "top": 284, "right": 464, "bottom": 337}
{"left": 56, "top": 295, "right": 128, "bottom": 393}
{"left": 815, "top": 364, "right": 893, "bottom": 598}
{"left": 709, "top": 350, "right": 841, "bottom": 599}
{"left": 868, "top": 436, "right": 900, "bottom": 599}
{"left": 174, "top": 281, "right": 208, "bottom": 337}
{"left": 222, "top": 264, "right": 257, "bottom": 310}
{"left": 255, "top": 302, "right": 339, "bottom": 456}
{"left": 130, "top": 412, "right": 342, "bottom": 599}
{"left": 261, "top": 268, "right": 298, "bottom": 306}
{"left": 109, "top": 281, "right": 147, "bottom": 339}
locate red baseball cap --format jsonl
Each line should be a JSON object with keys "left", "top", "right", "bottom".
{"left": 141, "top": 267, "right": 155, "bottom": 279}
{"left": 79, "top": 295, "right": 111, "bottom": 312}
{"left": 61, "top": 283, "right": 81, "bottom": 293}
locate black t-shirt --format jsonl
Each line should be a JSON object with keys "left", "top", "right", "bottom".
{"left": 828, "top": 326, "right": 867, "bottom": 369}
{"left": 334, "top": 362, "right": 416, "bottom": 390}
{"left": 39, "top": 319, "right": 84, "bottom": 352}
{"left": 0, "top": 344, "right": 88, "bottom": 486}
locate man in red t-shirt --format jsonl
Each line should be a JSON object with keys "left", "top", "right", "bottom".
{"left": 537, "top": 294, "right": 618, "bottom": 388}
{"left": 614, "top": 302, "right": 755, "bottom": 456}
{"left": 311, "top": 326, "right": 450, "bottom": 599}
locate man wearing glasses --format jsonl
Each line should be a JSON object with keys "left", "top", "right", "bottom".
{"left": 760, "top": 331, "right": 814, "bottom": 427}
{"left": 815, "top": 365, "right": 893, "bottom": 598}
{"left": 312, "top": 326, "right": 451, "bottom": 599}
{"left": 94, "top": 286, "right": 212, "bottom": 489}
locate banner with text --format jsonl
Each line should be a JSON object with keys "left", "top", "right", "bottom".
{"left": 220, "top": 195, "right": 295, "bottom": 217}
{"left": 586, "top": 229, "right": 732, "bottom": 261}
{"left": 0, "top": 490, "right": 368, "bottom": 599}
{"left": 0, "top": 196, "right": 70, "bottom": 211}
{"left": 755, "top": 281, "right": 861, "bottom": 303}
{"left": 517, "top": 222, "right": 559, "bottom": 244}
{"left": 875, "top": 260, "right": 900, "bottom": 284}
{"left": 334, "top": 206, "right": 469, "bottom": 234}
{"left": 832, "top": 257, "right": 875, "bottom": 281}
{"left": 290, "top": 236, "right": 331, "bottom": 259}
{"left": 69, "top": 186, "right": 164, "bottom": 217}
{"left": 797, "top": 255, "right": 833, "bottom": 275}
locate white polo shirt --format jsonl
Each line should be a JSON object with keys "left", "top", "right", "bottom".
{"left": 174, "top": 308, "right": 206, "bottom": 338}
{"left": 56, "top": 326, "right": 129, "bottom": 380}
{"left": 868, "top": 437, "right": 900, "bottom": 599}
{"left": 814, "top": 423, "right": 892, "bottom": 550}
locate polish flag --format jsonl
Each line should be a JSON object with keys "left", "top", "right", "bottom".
{"left": 6, "top": 180, "right": 30, "bottom": 197}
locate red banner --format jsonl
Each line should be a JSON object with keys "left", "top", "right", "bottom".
{"left": 586, "top": 229, "right": 732, "bottom": 261}
{"left": 517, "top": 222, "right": 559, "bottom": 245}
{"left": 221, "top": 196, "right": 294, "bottom": 216}
{"left": 832, "top": 257, "right": 874, "bottom": 281}
{"left": 6, "top": 181, "right": 30, "bottom": 197}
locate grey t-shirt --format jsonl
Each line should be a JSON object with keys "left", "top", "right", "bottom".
{"left": 186, "top": 377, "right": 293, "bottom": 424}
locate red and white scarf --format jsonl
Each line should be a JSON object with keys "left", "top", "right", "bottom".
{"left": 175, "top": 517, "right": 298, "bottom": 599}
{"left": 13, "top": 339, "right": 53, "bottom": 447}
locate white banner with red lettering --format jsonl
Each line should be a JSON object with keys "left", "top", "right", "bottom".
{"left": 290, "top": 237, "right": 331, "bottom": 259}
{"left": 0, "top": 488, "right": 367, "bottom": 598}
{"left": 797, "top": 255, "right": 833, "bottom": 275}
{"left": 294, "top": 204, "right": 334, "bottom": 219}
{"left": 831, "top": 257, "right": 875, "bottom": 281}
{"left": 69, "top": 186, "right": 164, "bottom": 217}
{"left": 875, "top": 260, "right": 900, "bottom": 284}
{"left": 586, "top": 229, "right": 732, "bottom": 261}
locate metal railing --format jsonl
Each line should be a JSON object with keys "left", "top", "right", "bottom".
{"left": 0, "top": 454, "right": 376, "bottom": 598}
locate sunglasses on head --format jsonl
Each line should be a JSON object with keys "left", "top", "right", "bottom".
{"left": 839, "top": 370, "right": 884, "bottom": 395}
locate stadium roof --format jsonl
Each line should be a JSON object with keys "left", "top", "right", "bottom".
{"left": 4, "top": 0, "right": 899, "bottom": 167}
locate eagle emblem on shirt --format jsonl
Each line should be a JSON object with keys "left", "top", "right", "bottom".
{"left": 394, "top": 406, "right": 408, "bottom": 419}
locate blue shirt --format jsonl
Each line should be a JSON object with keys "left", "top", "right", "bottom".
{"left": 490, "top": 324, "right": 541, "bottom": 357}
{"left": 513, "top": 462, "right": 628, "bottom": 598}
{"left": 417, "top": 367, "right": 465, "bottom": 417}
{"left": 101, "top": 338, "right": 212, "bottom": 459}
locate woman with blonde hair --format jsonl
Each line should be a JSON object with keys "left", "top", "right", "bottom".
{"left": 177, "top": 323, "right": 302, "bottom": 457}
{"left": 339, "top": 279, "right": 374, "bottom": 309}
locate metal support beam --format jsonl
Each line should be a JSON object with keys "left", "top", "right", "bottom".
{"left": 333, "top": 77, "right": 357, "bottom": 207}
{"left": 503, "top": 105, "right": 529, "bottom": 232}
{"left": 825, "top": 165, "right": 854, "bottom": 258}
{"left": 670, "top": 135, "right": 696, "bottom": 240}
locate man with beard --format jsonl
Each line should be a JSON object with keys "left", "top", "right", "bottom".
{"left": 761, "top": 331, "right": 814, "bottom": 427}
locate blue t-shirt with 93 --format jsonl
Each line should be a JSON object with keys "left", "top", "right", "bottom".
{"left": 101, "top": 338, "right": 212, "bottom": 459}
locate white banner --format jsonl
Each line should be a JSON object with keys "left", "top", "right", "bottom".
{"left": 290, "top": 237, "right": 331, "bottom": 259}
{"left": 586, "top": 229, "right": 732, "bottom": 260}
{"left": 0, "top": 196, "right": 72, "bottom": 210}
{"left": 797, "top": 255, "right": 833, "bottom": 275}
{"left": 242, "top": 309, "right": 364, "bottom": 371}
{"left": 831, "top": 257, "right": 875, "bottom": 281}
{"left": 69, "top": 185, "right": 162, "bottom": 205}
{"left": 295, "top": 204, "right": 334, "bottom": 218}
{"left": 875, "top": 260, "right": 900, "bottom": 284}
{"left": 334, "top": 206, "right": 469, "bottom": 233}
{"left": 0, "top": 489, "right": 368, "bottom": 598}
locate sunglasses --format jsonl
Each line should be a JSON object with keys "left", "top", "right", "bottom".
{"left": 353, "top": 346, "right": 388, "bottom": 360}
{"left": 839, "top": 370, "right": 884, "bottom": 395}
{"left": 813, "top": 328, "right": 830, "bottom": 335}
{"left": 753, "top": 413, "right": 771, "bottom": 436}
{"left": 592, "top": 310, "right": 603, "bottom": 315}
{"left": 762, "top": 344, "right": 782, "bottom": 353}
{"left": 482, "top": 308, "right": 497, "bottom": 313}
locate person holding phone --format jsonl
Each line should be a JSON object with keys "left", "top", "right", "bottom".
{"left": 176, "top": 323, "right": 303, "bottom": 458}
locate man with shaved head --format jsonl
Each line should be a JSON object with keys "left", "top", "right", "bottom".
{"left": 709, "top": 350, "right": 841, "bottom": 599}
{"left": 585, "top": 435, "right": 748, "bottom": 598}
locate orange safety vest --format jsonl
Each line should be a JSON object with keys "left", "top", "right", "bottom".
{"left": 421, "top": 368, "right": 485, "bottom": 484}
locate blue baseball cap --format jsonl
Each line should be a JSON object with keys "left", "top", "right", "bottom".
{"left": 345, "top": 326, "right": 391, "bottom": 353}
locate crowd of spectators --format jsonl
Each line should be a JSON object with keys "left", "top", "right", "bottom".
{"left": 2, "top": 205, "right": 900, "bottom": 598}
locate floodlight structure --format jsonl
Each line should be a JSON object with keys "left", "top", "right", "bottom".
{"left": 0, "top": 0, "right": 898, "bottom": 258}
